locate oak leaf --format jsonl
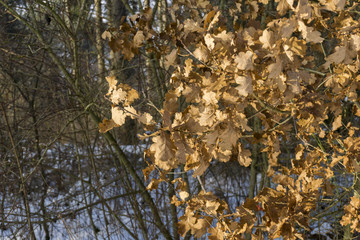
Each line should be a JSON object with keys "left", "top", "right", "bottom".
{"left": 285, "top": 37, "right": 306, "bottom": 57}
{"left": 238, "top": 143, "right": 252, "bottom": 167}
{"left": 112, "top": 106, "right": 127, "bottom": 126}
{"left": 184, "top": 58, "right": 193, "bottom": 77}
{"left": 164, "top": 91, "right": 179, "bottom": 113}
{"left": 243, "top": 27, "right": 257, "bottom": 46}
{"left": 259, "top": 29, "right": 275, "bottom": 49}
{"left": 179, "top": 191, "right": 189, "bottom": 201}
{"left": 204, "top": 34, "right": 215, "bottom": 51}
{"left": 111, "top": 88, "right": 127, "bottom": 105}
{"left": 235, "top": 74, "right": 253, "bottom": 97}
{"left": 183, "top": 85, "right": 201, "bottom": 102}
{"left": 268, "top": 60, "right": 283, "bottom": 79}
{"left": 138, "top": 112, "right": 154, "bottom": 125}
{"left": 235, "top": 51, "right": 254, "bottom": 70}
{"left": 275, "top": 74, "right": 287, "bottom": 92}
{"left": 121, "top": 40, "right": 135, "bottom": 60}
{"left": 203, "top": 10, "right": 216, "bottom": 30}
{"left": 126, "top": 88, "right": 140, "bottom": 105}
{"left": 276, "top": 0, "right": 291, "bottom": 15}
{"left": 332, "top": 115, "right": 342, "bottom": 131}
{"left": 99, "top": 118, "right": 119, "bottom": 133}
{"left": 298, "top": 21, "right": 324, "bottom": 43}
{"left": 214, "top": 30, "right": 234, "bottom": 45}
{"left": 133, "top": 30, "right": 144, "bottom": 48}
{"left": 351, "top": 196, "right": 360, "bottom": 208}
{"left": 203, "top": 129, "right": 219, "bottom": 147}
{"left": 192, "top": 150, "right": 211, "bottom": 177}
{"left": 351, "top": 35, "right": 360, "bottom": 51}
{"left": 197, "top": 0, "right": 210, "bottom": 8}
{"left": 173, "top": 132, "right": 194, "bottom": 164}
{"left": 191, "top": 217, "right": 212, "bottom": 238}
{"left": 184, "top": 19, "right": 203, "bottom": 34}
{"left": 207, "top": 11, "right": 221, "bottom": 31}
{"left": 208, "top": 223, "right": 224, "bottom": 240}
{"left": 199, "top": 106, "right": 216, "bottom": 126}
{"left": 142, "top": 165, "right": 155, "bottom": 181}
{"left": 179, "top": 210, "right": 212, "bottom": 238}
{"left": 296, "top": 0, "right": 312, "bottom": 19}
{"left": 193, "top": 44, "right": 209, "bottom": 62}
{"left": 322, "top": 45, "right": 357, "bottom": 69}
{"left": 106, "top": 75, "right": 117, "bottom": 91}
{"left": 295, "top": 144, "right": 305, "bottom": 160}
{"left": 202, "top": 90, "right": 218, "bottom": 105}
{"left": 340, "top": 212, "right": 352, "bottom": 227}
{"left": 150, "top": 132, "right": 177, "bottom": 171}
{"left": 164, "top": 49, "right": 177, "bottom": 70}
{"left": 287, "top": 71, "right": 301, "bottom": 94}
{"left": 321, "top": 0, "right": 346, "bottom": 11}
{"left": 101, "top": 30, "right": 111, "bottom": 40}
{"left": 178, "top": 210, "right": 197, "bottom": 236}
{"left": 219, "top": 123, "right": 239, "bottom": 151}
{"left": 235, "top": 112, "right": 252, "bottom": 131}
{"left": 280, "top": 19, "right": 297, "bottom": 39}
{"left": 147, "top": 178, "right": 163, "bottom": 191}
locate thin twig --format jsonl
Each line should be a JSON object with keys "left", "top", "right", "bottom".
{"left": 197, "top": 176, "right": 206, "bottom": 192}
{"left": 268, "top": 115, "right": 293, "bottom": 132}
{"left": 251, "top": 93, "right": 291, "bottom": 115}
{"left": 299, "top": 67, "right": 326, "bottom": 76}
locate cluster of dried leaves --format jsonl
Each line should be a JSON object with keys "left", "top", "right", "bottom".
{"left": 100, "top": 0, "right": 360, "bottom": 239}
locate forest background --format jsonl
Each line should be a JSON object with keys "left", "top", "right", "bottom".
{"left": 1, "top": 0, "right": 360, "bottom": 239}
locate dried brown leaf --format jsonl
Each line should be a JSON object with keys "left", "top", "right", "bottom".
{"left": 150, "top": 131, "right": 178, "bottom": 171}
{"left": 238, "top": 143, "right": 252, "bottom": 167}
{"left": 259, "top": 29, "right": 275, "bottom": 49}
{"left": 298, "top": 21, "right": 324, "bottom": 43}
{"left": 332, "top": 115, "right": 342, "bottom": 131}
{"left": 112, "top": 106, "right": 127, "bottom": 126}
{"left": 235, "top": 51, "right": 254, "bottom": 70}
{"left": 164, "top": 49, "right": 177, "bottom": 70}
{"left": 99, "top": 118, "right": 119, "bottom": 133}
{"left": 193, "top": 44, "right": 209, "bottom": 62}
{"left": 235, "top": 74, "right": 253, "bottom": 97}
{"left": 133, "top": 30, "right": 144, "bottom": 48}
{"left": 138, "top": 112, "right": 154, "bottom": 125}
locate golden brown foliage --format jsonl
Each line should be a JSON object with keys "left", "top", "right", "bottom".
{"left": 101, "top": 0, "right": 360, "bottom": 239}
